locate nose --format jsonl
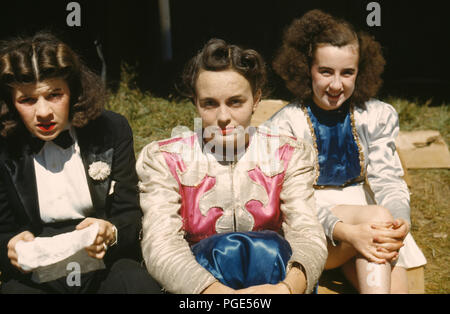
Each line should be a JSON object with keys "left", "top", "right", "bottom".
{"left": 35, "top": 98, "right": 53, "bottom": 120}
{"left": 329, "top": 75, "right": 343, "bottom": 92}
{"left": 216, "top": 104, "right": 231, "bottom": 128}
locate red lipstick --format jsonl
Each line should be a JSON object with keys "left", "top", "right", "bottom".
{"left": 37, "top": 122, "right": 56, "bottom": 132}
{"left": 221, "top": 127, "right": 234, "bottom": 135}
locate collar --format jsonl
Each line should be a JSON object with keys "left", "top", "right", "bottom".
{"left": 30, "top": 130, "right": 74, "bottom": 154}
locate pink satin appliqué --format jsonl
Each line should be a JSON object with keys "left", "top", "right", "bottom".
{"left": 246, "top": 144, "right": 295, "bottom": 232}
{"left": 160, "top": 136, "right": 223, "bottom": 244}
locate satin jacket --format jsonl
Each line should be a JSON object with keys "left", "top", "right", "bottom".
{"left": 267, "top": 99, "right": 410, "bottom": 243}
{"left": 136, "top": 127, "right": 327, "bottom": 294}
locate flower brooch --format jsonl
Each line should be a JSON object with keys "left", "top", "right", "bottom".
{"left": 88, "top": 161, "right": 111, "bottom": 181}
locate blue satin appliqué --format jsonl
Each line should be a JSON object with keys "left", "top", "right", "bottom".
{"left": 307, "top": 104, "right": 361, "bottom": 186}
{"left": 192, "top": 230, "right": 292, "bottom": 289}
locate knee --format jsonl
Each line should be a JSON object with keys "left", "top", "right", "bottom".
{"left": 367, "top": 205, "right": 394, "bottom": 223}
{"left": 103, "top": 258, "right": 162, "bottom": 294}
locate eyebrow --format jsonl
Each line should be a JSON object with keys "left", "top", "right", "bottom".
{"left": 318, "top": 66, "right": 357, "bottom": 73}
{"left": 19, "top": 87, "right": 63, "bottom": 97}
{"left": 199, "top": 94, "right": 244, "bottom": 101}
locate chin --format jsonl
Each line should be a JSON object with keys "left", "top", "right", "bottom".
{"left": 35, "top": 130, "right": 59, "bottom": 141}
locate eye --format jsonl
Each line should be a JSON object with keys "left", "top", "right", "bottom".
{"left": 342, "top": 69, "right": 356, "bottom": 77}
{"left": 319, "top": 69, "right": 333, "bottom": 76}
{"left": 47, "top": 92, "right": 63, "bottom": 100}
{"left": 200, "top": 99, "right": 218, "bottom": 108}
{"left": 17, "top": 97, "right": 36, "bottom": 105}
{"left": 228, "top": 98, "right": 243, "bottom": 106}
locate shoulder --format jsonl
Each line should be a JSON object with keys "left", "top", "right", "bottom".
{"left": 357, "top": 99, "right": 399, "bottom": 124}
{"left": 356, "top": 99, "right": 400, "bottom": 138}
{"left": 268, "top": 101, "right": 306, "bottom": 121}
{"left": 75, "top": 110, "right": 132, "bottom": 145}
{"left": 88, "top": 110, "right": 131, "bottom": 132}
{"left": 254, "top": 125, "right": 314, "bottom": 157}
{"left": 137, "top": 130, "right": 198, "bottom": 162}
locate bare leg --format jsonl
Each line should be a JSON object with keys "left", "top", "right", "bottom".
{"left": 327, "top": 205, "right": 394, "bottom": 293}
{"left": 355, "top": 256, "right": 391, "bottom": 293}
{"left": 390, "top": 266, "right": 408, "bottom": 294}
{"left": 325, "top": 240, "right": 356, "bottom": 270}
{"left": 340, "top": 256, "right": 391, "bottom": 294}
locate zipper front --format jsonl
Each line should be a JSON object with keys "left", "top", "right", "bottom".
{"left": 230, "top": 161, "right": 237, "bottom": 232}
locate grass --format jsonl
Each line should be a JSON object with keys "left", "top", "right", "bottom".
{"left": 106, "top": 64, "right": 198, "bottom": 154}
{"left": 387, "top": 96, "right": 450, "bottom": 144}
{"left": 386, "top": 96, "right": 449, "bottom": 294}
{"left": 106, "top": 66, "right": 449, "bottom": 294}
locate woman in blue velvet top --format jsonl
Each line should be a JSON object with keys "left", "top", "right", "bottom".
{"left": 268, "top": 10, "right": 426, "bottom": 293}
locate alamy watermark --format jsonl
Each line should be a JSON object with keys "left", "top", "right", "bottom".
{"left": 66, "top": 2, "right": 81, "bottom": 27}
{"left": 66, "top": 261, "right": 81, "bottom": 287}
{"left": 170, "top": 118, "right": 282, "bottom": 165}
{"left": 366, "top": 262, "right": 382, "bottom": 287}
{"left": 366, "top": 2, "right": 381, "bottom": 27}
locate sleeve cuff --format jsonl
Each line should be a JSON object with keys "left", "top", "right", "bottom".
{"left": 109, "top": 225, "right": 118, "bottom": 247}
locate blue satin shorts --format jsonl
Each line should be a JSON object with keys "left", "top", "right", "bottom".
{"left": 191, "top": 230, "right": 292, "bottom": 289}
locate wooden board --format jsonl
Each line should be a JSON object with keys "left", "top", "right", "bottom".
{"left": 250, "top": 99, "right": 288, "bottom": 127}
{"left": 317, "top": 266, "right": 425, "bottom": 294}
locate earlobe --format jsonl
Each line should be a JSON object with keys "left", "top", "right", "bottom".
{"left": 252, "top": 90, "right": 262, "bottom": 114}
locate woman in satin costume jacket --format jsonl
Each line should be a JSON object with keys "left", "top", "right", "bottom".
{"left": 268, "top": 10, "right": 426, "bottom": 293}
{"left": 136, "top": 39, "right": 327, "bottom": 294}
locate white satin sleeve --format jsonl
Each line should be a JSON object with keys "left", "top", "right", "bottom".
{"left": 136, "top": 142, "right": 217, "bottom": 294}
{"left": 280, "top": 139, "right": 327, "bottom": 294}
{"left": 365, "top": 100, "right": 411, "bottom": 225}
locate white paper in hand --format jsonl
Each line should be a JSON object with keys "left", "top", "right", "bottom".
{"left": 15, "top": 223, "right": 105, "bottom": 282}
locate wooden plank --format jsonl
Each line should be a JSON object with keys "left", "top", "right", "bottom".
{"left": 317, "top": 266, "right": 425, "bottom": 294}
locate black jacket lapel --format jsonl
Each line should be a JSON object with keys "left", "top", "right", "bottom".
{"left": 76, "top": 126, "right": 114, "bottom": 218}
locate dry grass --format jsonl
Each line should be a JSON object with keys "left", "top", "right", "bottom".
{"left": 408, "top": 169, "right": 449, "bottom": 293}
{"left": 384, "top": 97, "right": 449, "bottom": 294}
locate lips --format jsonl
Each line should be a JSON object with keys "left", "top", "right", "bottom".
{"left": 37, "top": 122, "right": 56, "bottom": 132}
{"left": 326, "top": 92, "right": 342, "bottom": 100}
{"left": 220, "top": 127, "right": 235, "bottom": 135}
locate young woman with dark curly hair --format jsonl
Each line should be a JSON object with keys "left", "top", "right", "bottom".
{"left": 0, "top": 32, "right": 161, "bottom": 293}
{"left": 268, "top": 10, "right": 426, "bottom": 293}
{"left": 136, "top": 38, "right": 327, "bottom": 294}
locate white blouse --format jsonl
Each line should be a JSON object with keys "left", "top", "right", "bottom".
{"left": 33, "top": 127, "right": 94, "bottom": 223}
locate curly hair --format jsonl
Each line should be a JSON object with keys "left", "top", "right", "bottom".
{"left": 273, "top": 9, "right": 386, "bottom": 107}
{"left": 0, "top": 31, "right": 105, "bottom": 138}
{"left": 180, "top": 38, "right": 267, "bottom": 100}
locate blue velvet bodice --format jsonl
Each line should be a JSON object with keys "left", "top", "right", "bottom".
{"left": 307, "top": 102, "right": 362, "bottom": 187}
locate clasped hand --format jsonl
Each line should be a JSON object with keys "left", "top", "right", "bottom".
{"left": 349, "top": 218, "right": 409, "bottom": 264}
{"left": 7, "top": 218, "right": 116, "bottom": 272}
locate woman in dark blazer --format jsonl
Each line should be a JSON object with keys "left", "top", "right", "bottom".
{"left": 0, "top": 32, "right": 160, "bottom": 293}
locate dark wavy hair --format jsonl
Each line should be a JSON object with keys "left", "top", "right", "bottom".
{"left": 0, "top": 31, "right": 105, "bottom": 138}
{"left": 180, "top": 38, "right": 267, "bottom": 100}
{"left": 273, "top": 9, "right": 386, "bottom": 107}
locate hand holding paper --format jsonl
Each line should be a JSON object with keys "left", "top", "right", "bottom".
{"left": 15, "top": 223, "right": 100, "bottom": 271}
{"left": 13, "top": 223, "right": 106, "bottom": 283}
{"left": 7, "top": 231, "right": 35, "bottom": 272}
{"left": 76, "top": 217, "right": 117, "bottom": 259}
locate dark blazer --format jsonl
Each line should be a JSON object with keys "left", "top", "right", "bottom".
{"left": 0, "top": 110, "right": 142, "bottom": 281}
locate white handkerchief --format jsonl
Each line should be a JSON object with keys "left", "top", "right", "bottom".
{"left": 31, "top": 249, "right": 105, "bottom": 284}
{"left": 15, "top": 223, "right": 105, "bottom": 282}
